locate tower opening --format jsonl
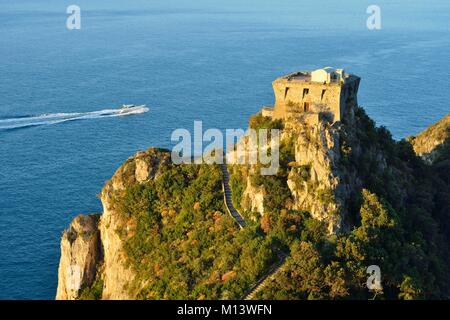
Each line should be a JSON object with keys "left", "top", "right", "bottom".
{"left": 304, "top": 102, "right": 310, "bottom": 112}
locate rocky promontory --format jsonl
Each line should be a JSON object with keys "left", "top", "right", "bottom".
{"left": 56, "top": 104, "right": 450, "bottom": 300}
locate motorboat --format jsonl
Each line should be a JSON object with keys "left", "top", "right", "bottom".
{"left": 119, "top": 104, "right": 147, "bottom": 114}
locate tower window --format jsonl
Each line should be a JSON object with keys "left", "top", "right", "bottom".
{"left": 284, "top": 87, "right": 289, "bottom": 99}
{"left": 303, "top": 88, "right": 309, "bottom": 98}
{"left": 321, "top": 89, "right": 326, "bottom": 100}
{"left": 303, "top": 102, "right": 310, "bottom": 112}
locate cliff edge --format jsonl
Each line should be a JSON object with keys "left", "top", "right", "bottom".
{"left": 56, "top": 108, "right": 450, "bottom": 300}
{"left": 409, "top": 114, "right": 450, "bottom": 164}
{"left": 56, "top": 214, "right": 101, "bottom": 300}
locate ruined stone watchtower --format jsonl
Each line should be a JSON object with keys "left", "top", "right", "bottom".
{"left": 262, "top": 67, "right": 360, "bottom": 124}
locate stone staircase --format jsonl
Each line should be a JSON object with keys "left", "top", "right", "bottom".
{"left": 220, "top": 164, "right": 246, "bottom": 228}
{"left": 243, "top": 252, "right": 287, "bottom": 300}
{"left": 219, "top": 163, "right": 287, "bottom": 300}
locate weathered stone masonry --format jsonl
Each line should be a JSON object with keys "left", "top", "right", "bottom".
{"left": 262, "top": 67, "right": 360, "bottom": 124}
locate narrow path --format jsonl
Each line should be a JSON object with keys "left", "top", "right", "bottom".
{"left": 220, "top": 164, "right": 246, "bottom": 228}
{"left": 243, "top": 252, "right": 287, "bottom": 300}
{"left": 220, "top": 163, "right": 287, "bottom": 300}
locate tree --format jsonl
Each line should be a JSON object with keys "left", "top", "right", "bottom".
{"left": 399, "top": 276, "right": 423, "bottom": 300}
{"left": 324, "top": 262, "right": 348, "bottom": 299}
{"left": 284, "top": 241, "right": 326, "bottom": 299}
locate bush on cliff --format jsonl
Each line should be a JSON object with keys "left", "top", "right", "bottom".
{"left": 108, "top": 107, "right": 450, "bottom": 300}
{"left": 251, "top": 108, "right": 450, "bottom": 299}
{"left": 111, "top": 162, "right": 276, "bottom": 299}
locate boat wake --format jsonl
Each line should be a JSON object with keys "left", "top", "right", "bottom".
{"left": 0, "top": 105, "right": 149, "bottom": 131}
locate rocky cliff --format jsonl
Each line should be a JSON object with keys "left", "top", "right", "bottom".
{"left": 229, "top": 104, "right": 406, "bottom": 235}
{"left": 99, "top": 150, "right": 171, "bottom": 299}
{"left": 56, "top": 108, "right": 450, "bottom": 300}
{"left": 56, "top": 214, "right": 101, "bottom": 300}
{"left": 56, "top": 149, "right": 172, "bottom": 299}
{"left": 228, "top": 118, "right": 350, "bottom": 234}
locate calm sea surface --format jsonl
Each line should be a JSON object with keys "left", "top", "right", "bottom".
{"left": 0, "top": 0, "right": 449, "bottom": 299}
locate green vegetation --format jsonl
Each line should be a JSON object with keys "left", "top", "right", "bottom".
{"left": 256, "top": 187, "right": 449, "bottom": 300}
{"left": 249, "top": 113, "right": 283, "bottom": 132}
{"left": 230, "top": 172, "right": 244, "bottom": 211}
{"left": 108, "top": 108, "right": 450, "bottom": 300}
{"left": 289, "top": 164, "right": 312, "bottom": 193}
{"left": 254, "top": 107, "right": 450, "bottom": 300}
{"left": 79, "top": 278, "right": 104, "bottom": 300}
{"left": 249, "top": 129, "right": 295, "bottom": 214}
{"left": 316, "top": 188, "right": 335, "bottom": 206}
{"left": 110, "top": 162, "right": 276, "bottom": 299}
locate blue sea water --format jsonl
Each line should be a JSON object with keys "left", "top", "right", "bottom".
{"left": 0, "top": 0, "right": 449, "bottom": 299}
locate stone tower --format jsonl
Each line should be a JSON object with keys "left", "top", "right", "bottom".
{"left": 262, "top": 67, "right": 360, "bottom": 123}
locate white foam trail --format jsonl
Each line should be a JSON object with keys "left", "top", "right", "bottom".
{"left": 0, "top": 106, "right": 149, "bottom": 130}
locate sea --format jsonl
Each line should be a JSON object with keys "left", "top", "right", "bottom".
{"left": 0, "top": 0, "right": 449, "bottom": 299}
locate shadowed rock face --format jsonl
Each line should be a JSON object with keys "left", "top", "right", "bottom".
{"left": 56, "top": 214, "right": 101, "bottom": 300}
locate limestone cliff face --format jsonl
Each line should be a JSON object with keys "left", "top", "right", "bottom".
{"left": 230, "top": 105, "right": 404, "bottom": 234}
{"left": 242, "top": 176, "right": 265, "bottom": 215}
{"left": 56, "top": 214, "right": 101, "bottom": 300}
{"left": 56, "top": 148, "right": 171, "bottom": 300}
{"left": 232, "top": 119, "right": 356, "bottom": 234}
{"left": 99, "top": 149, "right": 171, "bottom": 299}
{"left": 284, "top": 120, "right": 352, "bottom": 234}
{"left": 98, "top": 181, "right": 134, "bottom": 300}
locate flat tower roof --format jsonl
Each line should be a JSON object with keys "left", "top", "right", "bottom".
{"left": 274, "top": 69, "right": 359, "bottom": 85}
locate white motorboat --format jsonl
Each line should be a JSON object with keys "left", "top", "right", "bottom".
{"left": 119, "top": 104, "right": 147, "bottom": 114}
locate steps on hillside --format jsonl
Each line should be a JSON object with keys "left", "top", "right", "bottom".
{"left": 220, "top": 163, "right": 289, "bottom": 300}
{"left": 220, "top": 164, "right": 246, "bottom": 228}
{"left": 244, "top": 253, "right": 287, "bottom": 300}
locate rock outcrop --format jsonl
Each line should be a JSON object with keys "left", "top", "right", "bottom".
{"left": 228, "top": 104, "right": 407, "bottom": 234}
{"left": 409, "top": 113, "right": 450, "bottom": 163}
{"left": 56, "top": 108, "right": 450, "bottom": 299}
{"left": 56, "top": 148, "right": 171, "bottom": 300}
{"left": 228, "top": 113, "right": 359, "bottom": 234}
{"left": 99, "top": 149, "right": 171, "bottom": 299}
{"left": 284, "top": 120, "right": 349, "bottom": 234}
{"left": 242, "top": 176, "right": 265, "bottom": 215}
{"left": 56, "top": 214, "right": 101, "bottom": 300}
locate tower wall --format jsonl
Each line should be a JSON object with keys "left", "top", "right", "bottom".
{"left": 271, "top": 74, "right": 360, "bottom": 123}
